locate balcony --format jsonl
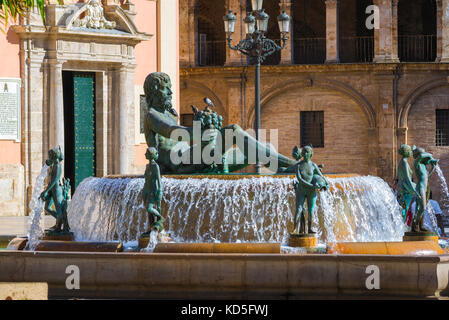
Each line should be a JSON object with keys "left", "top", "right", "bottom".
{"left": 398, "top": 34, "right": 437, "bottom": 62}
{"left": 293, "top": 37, "right": 326, "bottom": 65}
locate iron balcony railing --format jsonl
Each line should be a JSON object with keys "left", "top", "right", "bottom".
{"left": 293, "top": 37, "right": 326, "bottom": 65}
{"left": 197, "top": 39, "right": 226, "bottom": 67}
{"left": 340, "top": 36, "right": 374, "bottom": 63}
{"left": 193, "top": 35, "right": 437, "bottom": 67}
{"left": 398, "top": 34, "right": 437, "bottom": 62}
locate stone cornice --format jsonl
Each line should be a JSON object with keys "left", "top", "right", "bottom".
{"left": 180, "top": 63, "right": 449, "bottom": 77}
{"left": 11, "top": 25, "right": 151, "bottom": 44}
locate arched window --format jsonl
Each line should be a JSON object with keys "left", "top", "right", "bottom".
{"left": 339, "top": 0, "right": 374, "bottom": 63}
{"left": 292, "top": 0, "right": 326, "bottom": 64}
{"left": 196, "top": 0, "right": 226, "bottom": 66}
{"left": 398, "top": 0, "right": 437, "bottom": 62}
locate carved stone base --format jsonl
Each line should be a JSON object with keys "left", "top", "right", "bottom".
{"left": 40, "top": 230, "right": 74, "bottom": 242}
{"left": 403, "top": 231, "right": 438, "bottom": 243}
{"left": 288, "top": 233, "right": 317, "bottom": 248}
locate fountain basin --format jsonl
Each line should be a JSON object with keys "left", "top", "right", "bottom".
{"left": 1, "top": 250, "right": 448, "bottom": 299}
{"left": 327, "top": 241, "right": 444, "bottom": 255}
{"left": 153, "top": 242, "right": 281, "bottom": 254}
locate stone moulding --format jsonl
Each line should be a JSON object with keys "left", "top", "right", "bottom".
{"left": 0, "top": 251, "right": 448, "bottom": 299}
{"left": 59, "top": 1, "right": 144, "bottom": 36}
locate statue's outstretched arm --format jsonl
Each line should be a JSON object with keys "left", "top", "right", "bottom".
{"left": 148, "top": 109, "right": 193, "bottom": 140}
{"left": 418, "top": 152, "right": 438, "bottom": 165}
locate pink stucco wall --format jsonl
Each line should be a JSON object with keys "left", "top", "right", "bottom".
{"left": 133, "top": 0, "right": 159, "bottom": 167}
{"left": 0, "top": 25, "right": 20, "bottom": 78}
{"left": 134, "top": 0, "right": 158, "bottom": 85}
{"left": 0, "top": 25, "right": 21, "bottom": 165}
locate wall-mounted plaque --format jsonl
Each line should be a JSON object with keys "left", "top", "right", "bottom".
{"left": 0, "top": 78, "right": 21, "bottom": 142}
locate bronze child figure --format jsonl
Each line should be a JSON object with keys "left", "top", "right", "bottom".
{"left": 142, "top": 147, "right": 164, "bottom": 235}
{"left": 40, "top": 146, "right": 71, "bottom": 234}
{"left": 292, "top": 146, "right": 329, "bottom": 235}
{"left": 411, "top": 146, "right": 439, "bottom": 233}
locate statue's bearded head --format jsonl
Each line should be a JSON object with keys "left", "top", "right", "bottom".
{"left": 144, "top": 72, "right": 176, "bottom": 115}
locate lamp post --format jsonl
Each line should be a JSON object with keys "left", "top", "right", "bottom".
{"left": 224, "top": 2, "right": 290, "bottom": 174}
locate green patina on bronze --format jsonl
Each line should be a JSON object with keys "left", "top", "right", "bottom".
{"left": 397, "top": 144, "right": 418, "bottom": 222}
{"left": 40, "top": 146, "right": 72, "bottom": 235}
{"left": 397, "top": 144, "right": 440, "bottom": 233}
{"left": 143, "top": 72, "right": 296, "bottom": 174}
{"left": 292, "top": 146, "right": 329, "bottom": 235}
{"left": 142, "top": 147, "right": 164, "bottom": 235}
{"left": 412, "top": 146, "right": 439, "bottom": 233}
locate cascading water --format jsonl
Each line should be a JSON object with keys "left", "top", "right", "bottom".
{"left": 434, "top": 166, "right": 449, "bottom": 217}
{"left": 68, "top": 175, "right": 406, "bottom": 244}
{"left": 26, "top": 165, "right": 49, "bottom": 250}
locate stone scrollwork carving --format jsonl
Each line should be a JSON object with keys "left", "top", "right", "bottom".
{"left": 74, "top": 0, "right": 116, "bottom": 30}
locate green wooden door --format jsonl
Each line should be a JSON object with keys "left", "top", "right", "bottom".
{"left": 73, "top": 73, "right": 96, "bottom": 190}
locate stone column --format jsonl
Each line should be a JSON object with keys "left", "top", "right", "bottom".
{"left": 373, "top": 0, "right": 400, "bottom": 63}
{"left": 117, "top": 65, "right": 132, "bottom": 174}
{"left": 48, "top": 59, "right": 64, "bottom": 153}
{"left": 437, "top": 0, "right": 449, "bottom": 62}
{"left": 225, "top": 0, "right": 244, "bottom": 66}
{"left": 325, "top": 0, "right": 340, "bottom": 64}
{"left": 279, "top": 0, "right": 293, "bottom": 64}
{"left": 180, "top": 0, "right": 194, "bottom": 67}
{"left": 436, "top": 0, "right": 443, "bottom": 62}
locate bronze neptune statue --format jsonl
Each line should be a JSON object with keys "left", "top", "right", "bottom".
{"left": 143, "top": 72, "right": 296, "bottom": 174}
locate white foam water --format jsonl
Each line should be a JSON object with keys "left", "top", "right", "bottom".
{"left": 435, "top": 166, "right": 449, "bottom": 217}
{"left": 26, "top": 165, "right": 49, "bottom": 250}
{"left": 67, "top": 175, "right": 406, "bottom": 244}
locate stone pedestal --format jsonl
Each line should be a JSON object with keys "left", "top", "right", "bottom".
{"left": 403, "top": 232, "right": 439, "bottom": 244}
{"left": 40, "top": 230, "right": 74, "bottom": 242}
{"left": 288, "top": 234, "right": 317, "bottom": 248}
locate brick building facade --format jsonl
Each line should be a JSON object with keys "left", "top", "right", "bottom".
{"left": 179, "top": 0, "right": 449, "bottom": 206}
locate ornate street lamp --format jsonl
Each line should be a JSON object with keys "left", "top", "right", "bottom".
{"left": 223, "top": 4, "right": 290, "bottom": 174}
